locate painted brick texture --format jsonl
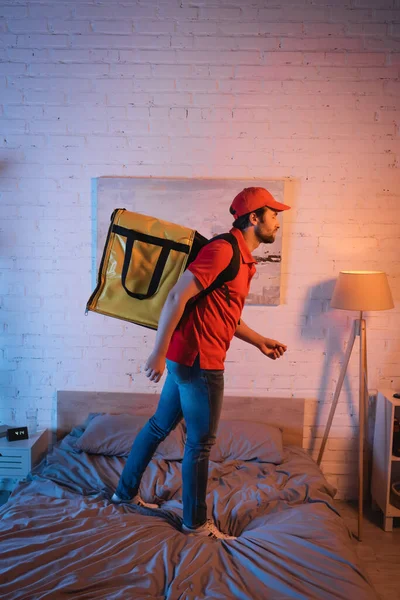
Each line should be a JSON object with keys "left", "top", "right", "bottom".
{"left": 0, "top": 0, "right": 399, "bottom": 499}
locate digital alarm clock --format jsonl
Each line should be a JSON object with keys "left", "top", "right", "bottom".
{"left": 6, "top": 427, "right": 29, "bottom": 442}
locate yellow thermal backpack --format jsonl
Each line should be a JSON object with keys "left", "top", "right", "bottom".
{"left": 86, "top": 208, "right": 240, "bottom": 330}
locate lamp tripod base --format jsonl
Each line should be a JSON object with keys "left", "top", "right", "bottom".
{"left": 317, "top": 314, "right": 368, "bottom": 542}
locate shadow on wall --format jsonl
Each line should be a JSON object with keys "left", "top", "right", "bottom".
{"left": 302, "top": 278, "right": 359, "bottom": 457}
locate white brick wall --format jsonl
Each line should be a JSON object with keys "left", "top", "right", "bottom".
{"left": 0, "top": 0, "right": 399, "bottom": 499}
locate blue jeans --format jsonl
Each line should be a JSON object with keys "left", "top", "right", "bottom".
{"left": 116, "top": 357, "right": 224, "bottom": 528}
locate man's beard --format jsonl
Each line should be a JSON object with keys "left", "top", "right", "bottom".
{"left": 261, "top": 234, "right": 275, "bottom": 244}
{"left": 256, "top": 230, "right": 275, "bottom": 244}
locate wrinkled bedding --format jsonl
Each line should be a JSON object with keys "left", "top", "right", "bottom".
{"left": 0, "top": 432, "right": 378, "bottom": 600}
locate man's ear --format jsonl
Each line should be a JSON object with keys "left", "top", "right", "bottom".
{"left": 248, "top": 211, "right": 258, "bottom": 225}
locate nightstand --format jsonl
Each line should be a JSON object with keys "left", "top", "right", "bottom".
{"left": 371, "top": 390, "right": 400, "bottom": 531}
{"left": 0, "top": 429, "right": 49, "bottom": 483}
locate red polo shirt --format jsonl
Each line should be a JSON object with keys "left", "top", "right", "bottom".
{"left": 166, "top": 227, "right": 256, "bottom": 370}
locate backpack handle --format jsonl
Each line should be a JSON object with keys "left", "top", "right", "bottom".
{"left": 113, "top": 225, "right": 190, "bottom": 300}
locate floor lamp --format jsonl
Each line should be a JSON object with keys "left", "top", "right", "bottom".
{"left": 317, "top": 271, "right": 394, "bottom": 541}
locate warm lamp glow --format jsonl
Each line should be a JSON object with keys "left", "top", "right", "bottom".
{"left": 331, "top": 271, "right": 394, "bottom": 312}
{"left": 323, "top": 269, "right": 394, "bottom": 541}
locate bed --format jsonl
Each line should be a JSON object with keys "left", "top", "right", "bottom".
{"left": 0, "top": 391, "right": 378, "bottom": 600}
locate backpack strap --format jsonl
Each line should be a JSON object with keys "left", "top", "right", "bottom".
{"left": 195, "top": 232, "right": 241, "bottom": 306}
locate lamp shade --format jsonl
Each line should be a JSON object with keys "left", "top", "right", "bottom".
{"left": 331, "top": 271, "right": 394, "bottom": 311}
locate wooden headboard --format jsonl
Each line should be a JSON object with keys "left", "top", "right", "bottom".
{"left": 57, "top": 391, "right": 305, "bottom": 447}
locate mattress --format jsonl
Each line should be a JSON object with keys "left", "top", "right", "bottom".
{"left": 0, "top": 418, "right": 378, "bottom": 600}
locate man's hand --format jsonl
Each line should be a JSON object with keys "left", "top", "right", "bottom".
{"left": 257, "top": 337, "right": 287, "bottom": 360}
{"left": 235, "top": 320, "right": 287, "bottom": 360}
{"left": 144, "top": 352, "right": 166, "bottom": 382}
{"left": 143, "top": 271, "right": 203, "bottom": 384}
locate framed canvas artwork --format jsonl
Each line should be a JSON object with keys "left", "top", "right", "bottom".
{"left": 91, "top": 177, "right": 286, "bottom": 305}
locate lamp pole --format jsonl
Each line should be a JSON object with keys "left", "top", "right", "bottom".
{"left": 358, "top": 311, "right": 366, "bottom": 541}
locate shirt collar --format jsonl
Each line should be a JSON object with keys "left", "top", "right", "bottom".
{"left": 230, "top": 227, "right": 257, "bottom": 264}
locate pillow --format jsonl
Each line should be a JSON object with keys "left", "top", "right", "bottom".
{"left": 73, "top": 413, "right": 185, "bottom": 460}
{"left": 210, "top": 419, "right": 284, "bottom": 464}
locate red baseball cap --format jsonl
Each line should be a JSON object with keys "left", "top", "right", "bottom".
{"left": 230, "top": 187, "right": 291, "bottom": 218}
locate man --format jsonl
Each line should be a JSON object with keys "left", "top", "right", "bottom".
{"left": 112, "top": 187, "right": 290, "bottom": 540}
